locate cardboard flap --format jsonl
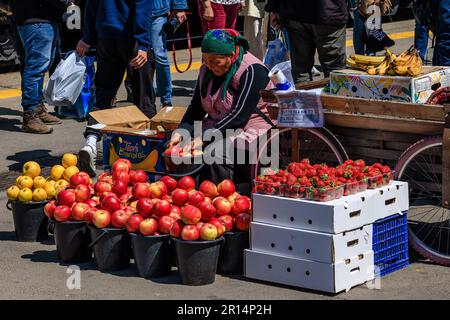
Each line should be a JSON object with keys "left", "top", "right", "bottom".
{"left": 90, "top": 105, "right": 150, "bottom": 127}
{"left": 150, "top": 106, "right": 187, "bottom": 131}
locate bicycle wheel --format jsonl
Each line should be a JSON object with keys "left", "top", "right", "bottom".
{"left": 394, "top": 136, "right": 450, "bottom": 266}
{"left": 251, "top": 127, "right": 349, "bottom": 179}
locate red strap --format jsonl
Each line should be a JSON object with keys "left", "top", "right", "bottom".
{"left": 171, "top": 16, "right": 193, "bottom": 74}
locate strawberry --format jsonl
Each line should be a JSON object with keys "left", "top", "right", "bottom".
{"left": 286, "top": 173, "right": 297, "bottom": 185}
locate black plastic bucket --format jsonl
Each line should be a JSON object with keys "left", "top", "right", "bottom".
{"left": 130, "top": 233, "right": 171, "bottom": 278}
{"left": 6, "top": 200, "right": 49, "bottom": 242}
{"left": 88, "top": 226, "right": 131, "bottom": 272}
{"left": 218, "top": 231, "right": 250, "bottom": 275}
{"left": 50, "top": 220, "right": 92, "bottom": 263}
{"left": 174, "top": 237, "right": 224, "bottom": 286}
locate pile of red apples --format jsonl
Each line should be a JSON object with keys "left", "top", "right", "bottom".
{"left": 44, "top": 159, "right": 252, "bottom": 241}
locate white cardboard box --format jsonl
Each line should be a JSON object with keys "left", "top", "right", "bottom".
{"left": 250, "top": 222, "right": 372, "bottom": 264}
{"left": 244, "top": 249, "right": 375, "bottom": 294}
{"left": 368, "top": 181, "right": 409, "bottom": 221}
{"left": 252, "top": 191, "right": 375, "bottom": 234}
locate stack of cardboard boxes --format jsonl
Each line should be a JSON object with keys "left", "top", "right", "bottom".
{"left": 245, "top": 181, "right": 409, "bottom": 293}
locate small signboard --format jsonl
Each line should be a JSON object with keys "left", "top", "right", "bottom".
{"left": 275, "top": 90, "right": 324, "bottom": 128}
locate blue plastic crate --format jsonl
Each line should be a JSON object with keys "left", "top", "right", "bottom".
{"left": 373, "top": 212, "right": 409, "bottom": 277}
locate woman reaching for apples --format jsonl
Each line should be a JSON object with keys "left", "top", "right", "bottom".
{"left": 167, "top": 29, "right": 275, "bottom": 194}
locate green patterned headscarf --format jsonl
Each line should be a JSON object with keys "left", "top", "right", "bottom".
{"left": 201, "top": 29, "right": 250, "bottom": 100}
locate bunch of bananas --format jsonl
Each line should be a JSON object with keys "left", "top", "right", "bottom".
{"left": 346, "top": 46, "right": 423, "bottom": 77}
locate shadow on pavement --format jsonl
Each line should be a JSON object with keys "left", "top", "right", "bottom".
{"left": 0, "top": 231, "right": 16, "bottom": 241}
{"left": 146, "top": 270, "right": 182, "bottom": 285}
{"left": 0, "top": 107, "right": 22, "bottom": 117}
{"left": 7, "top": 149, "right": 61, "bottom": 172}
{"left": 0, "top": 117, "right": 22, "bottom": 133}
{"left": 21, "top": 250, "right": 98, "bottom": 270}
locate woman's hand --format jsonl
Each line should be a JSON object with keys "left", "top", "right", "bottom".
{"left": 203, "top": 1, "right": 214, "bottom": 21}
{"left": 76, "top": 40, "right": 90, "bottom": 57}
{"left": 168, "top": 132, "right": 182, "bottom": 148}
{"left": 131, "top": 50, "right": 148, "bottom": 69}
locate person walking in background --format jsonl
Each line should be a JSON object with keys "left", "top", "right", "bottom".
{"left": 76, "top": 0, "right": 154, "bottom": 177}
{"left": 11, "top": 0, "right": 69, "bottom": 134}
{"left": 349, "top": 0, "right": 367, "bottom": 55}
{"left": 266, "top": 0, "right": 348, "bottom": 85}
{"left": 152, "top": 0, "right": 187, "bottom": 107}
{"left": 240, "top": 0, "right": 267, "bottom": 60}
{"left": 433, "top": 0, "right": 450, "bottom": 66}
{"left": 198, "top": 0, "right": 244, "bottom": 34}
{"left": 414, "top": 19, "right": 429, "bottom": 61}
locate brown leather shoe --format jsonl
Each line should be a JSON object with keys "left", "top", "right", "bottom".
{"left": 35, "top": 104, "right": 62, "bottom": 124}
{"left": 22, "top": 110, "right": 53, "bottom": 134}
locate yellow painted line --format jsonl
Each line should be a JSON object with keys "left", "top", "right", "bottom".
{"left": 0, "top": 31, "right": 416, "bottom": 100}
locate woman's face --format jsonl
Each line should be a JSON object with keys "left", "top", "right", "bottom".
{"left": 203, "top": 53, "right": 233, "bottom": 76}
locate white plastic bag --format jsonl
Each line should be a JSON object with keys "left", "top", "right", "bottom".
{"left": 44, "top": 52, "right": 86, "bottom": 107}
{"left": 269, "top": 60, "right": 294, "bottom": 91}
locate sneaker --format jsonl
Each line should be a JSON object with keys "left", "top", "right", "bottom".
{"left": 79, "top": 145, "right": 97, "bottom": 177}
{"left": 311, "top": 66, "right": 321, "bottom": 77}
{"left": 35, "top": 104, "right": 62, "bottom": 125}
{"left": 22, "top": 110, "right": 53, "bottom": 134}
{"left": 162, "top": 101, "right": 173, "bottom": 108}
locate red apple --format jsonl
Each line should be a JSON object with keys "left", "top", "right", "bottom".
{"left": 199, "top": 180, "right": 218, "bottom": 199}
{"left": 139, "top": 218, "right": 158, "bottom": 236}
{"left": 154, "top": 200, "right": 171, "bottom": 217}
{"left": 125, "top": 214, "right": 144, "bottom": 233}
{"left": 85, "top": 199, "right": 98, "bottom": 208}
{"left": 54, "top": 205, "right": 71, "bottom": 222}
{"left": 219, "top": 215, "right": 234, "bottom": 232}
{"left": 213, "top": 197, "right": 232, "bottom": 216}
{"left": 97, "top": 172, "right": 112, "bottom": 184}
{"left": 210, "top": 218, "right": 226, "bottom": 237}
{"left": 123, "top": 206, "right": 136, "bottom": 217}
{"left": 112, "top": 159, "right": 130, "bottom": 172}
{"left": 181, "top": 205, "right": 202, "bottom": 225}
{"left": 130, "top": 169, "right": 148, "bottom": 184}
{"left": 158, "top": 216, "right": 175, "bottom": 234}
{"left": 171, "top": 188, "right": 189, "bottom": 206}
{"left": 57, "top": 189, "right": 76, "bottom": 207}
{"left": 200, "top": 223, "right": 218, "bottom": 240}
{"left": 119, "top": 193, "right": 132, "bottom": 204}
{"left": 112, "top": 170, "right": 130, "bottom": 185}
{"left": 102, "top": 194, "right": 121, "bottom": 213}
{"left": 204, "top": 197, "right": 212, "bottom": 204}
{"left": 198, "top": 201, "right": 216, "bottom": 222}
{"left": 178, "top": 176, "right": 196, "bottom": 192}
{"left": 170, "top": 219, "right": 185, "bottom": 237}
{"left": 71, "top": 202, "right": 90, "bottom": 221}
{"left": 132, "top": 182, "right": 151, "bottom": 199}
{"left": 44, "top": 200, "right": 56, "bottom": 219}
{"left": 74, "top": 184, "right": 90, "bottom": 203}
{"left": 112, "top": 180, "right": 128, "bottom": 196}
{"left": 231, "top": 195, "right": 251, "bottom": 214}
{"left": 227, "top": 192, "right": 239, "bottom": 204}
{"left": 169, "top": 205, "right": 181, "bottom": 220}
{"left": 235, "top": 213, "right": 251, "bottom": 231}
{"left": 160, "top": 176, "right": 178, "bottom": 192}
{"left": 94, "top": 181, "right": 112, "bottom": 195}
{"left": 149, "top": 182, "right": 167, "bottom": 199}
{"left": 111, "top": 209, "right": 128, "bottom": 228}
{"left": 84, "top": 208, "right": 97, "bottom": 225}
{"left": 181, "top": 225, "right": 200, "bottom": 241}
{"left": 136, "top": 198, "right": 153, "bottom": 218}
{"left": 162, "top": 195, "right": 173, "bottom": 203}
{"left": 196, "top": 222, "right": 204, "bottom": 230}
{"left": 70, "top": 172, "right": 90, "bottom": 187}
{"left": 92, "top": 209, "right": 111, "bottom": 228}
{"left": 188, "top": 191, "right": 205, "bottom": 207}
{"left": 217, "top": 179, "right": 236, "bottom": 198}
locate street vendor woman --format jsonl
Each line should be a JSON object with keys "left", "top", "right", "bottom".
{"left": 167, "top": 29, "right": 275, "bottom": 194}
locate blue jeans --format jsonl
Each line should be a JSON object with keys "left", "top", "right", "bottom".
{"left": 352, "top": 8, "right": 365, "bottom": 55}
{"left": 17, "top": 23, "right": 60, "bottom": 111}
{"left": 414, "top": 19, "right": 428, "bottom": 61}
{"left": 151, "top": 15, "right": 172, "bottom": 105}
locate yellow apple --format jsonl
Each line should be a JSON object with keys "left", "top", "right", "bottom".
{"left": 32, "top": 188, "right": 47, "bottom": 202}
{"left": 55, "top": 179, "right": 70, "bottom": 190}
{"left": 16, "top": 176, "right": 25, "bottom": 186}
{"left": 45, "top": 179, "right": 56, "bottom": 187}
{"left": 18, "top": 176, "right": 34, "bottom": 189}
{"left": 33, "top": 176, "right": 47, "bottom": 189}
{"left": 44, "top": 184, "right": 56, "bottom": 199}
{"left": 63, "top": 165, "right": 79, "bottom": 181}
{"left": 6, "top": 185, "right": 20, "bottom": 200}
{"left": 23, "top": 161, "right": 41, "bottom": 178}
{"left": 51, "top": 165, "right": 66, "bottom": 180}
{"left": 18, "top": 188, "right": 33, "bottom": 202}
{"left": 62, "top": 153, "right": 78, "bottom": 168}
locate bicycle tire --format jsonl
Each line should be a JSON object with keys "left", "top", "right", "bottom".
{"left": 394, "top": 135, "right": 450, "bottom": 266}
{"left": 251, "top": 127, "right": 349, "bottom": 180}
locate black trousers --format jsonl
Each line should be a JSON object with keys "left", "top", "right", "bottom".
{"left": 84, "top": 37, "right": 156, "bottom": 139}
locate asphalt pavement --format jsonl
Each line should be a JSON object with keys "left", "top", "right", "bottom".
{"left": 0, "top": 20, "right": 448, "bottom": 300}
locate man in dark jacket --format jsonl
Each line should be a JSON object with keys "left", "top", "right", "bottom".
{"left": 266, "top": 0, "right": 348, "bottom": 84}
{"left": 433, "top": 0, "right": 450, "bottom": 66}
{"left": 12, "top": 0, "right": 70, "bottom": 134}
{"left": 76, "top": 0, "right": 154, "bottom": 177}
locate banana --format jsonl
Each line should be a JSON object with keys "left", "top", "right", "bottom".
{"left": 133, "top": 150, "right": 158, "bottom": 172}
{"left": 393, "top": 45, "right": 415, "bottom": 66}
{"left": 346, "top": 57, "right": 369, "bottom": 71}
{"left": 350, "top": 54, "right": 386, "bottom": 66}
{"left": 407, "top": 51, "right": 423, "bottom": 77}
{"left": 367, "top": 67, "right": 378, "bottom": 75}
